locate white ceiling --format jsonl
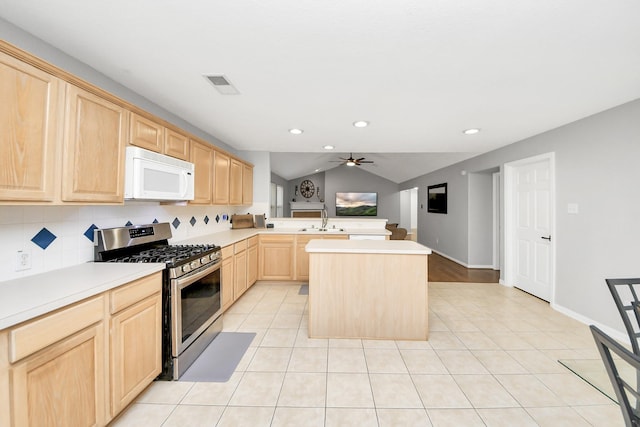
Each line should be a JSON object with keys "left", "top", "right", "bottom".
{"left": 2, "top": 0, "right": 639, "bottom": 182}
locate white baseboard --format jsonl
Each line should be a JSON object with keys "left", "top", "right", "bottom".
{"left": 551, "top": 301, "right": 630, "bottom": 346}
{"left": 431, "top": 250, "right": 493, "bottom": 269}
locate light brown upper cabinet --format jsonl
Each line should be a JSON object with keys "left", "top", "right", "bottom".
{"left": 213, "top": 150, "right": 230, "bottom": 204}
{"left": 0, "top": 51, "right": 63, "bottom": 202}
{"left": 190, "top": 138, "right": 214, "bottom": 204}
{"left": 62, "top": 84, "right": 127, "bottom": 203}
{"left": 242, "top": 163, "right": 253, "bottom": 206}
{"left": 229, "top": 158, "right": 243, "bottom": 205}
{"left": 129, "top": 112, "right": 190, "bottom": 161}
{"left": 164, "top": 128, "right": 190, "bottom": 161}
{"left": 129, "top": 112, "right": 163, "bottom": 152}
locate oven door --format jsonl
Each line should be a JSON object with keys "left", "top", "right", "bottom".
{"left": 170, "top": 262, "right": 221, "bottom": 358}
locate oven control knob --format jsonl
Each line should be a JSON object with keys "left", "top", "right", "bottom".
{"left": 181, "top": 265, "right": 189, "bottom": 273}
{"left": 190, "top": 261, "right": 198, "bottom": 269}
{"left": 201, "top": 256, "right": 208, "bottom": 264}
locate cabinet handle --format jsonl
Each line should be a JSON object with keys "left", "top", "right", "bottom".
{"left": 541, "top": 236, "right": 551, "bottom": 241}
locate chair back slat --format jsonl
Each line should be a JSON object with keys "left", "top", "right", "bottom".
{"left": 591, "top": 325, "right": 640, "bottom": 427}
{"left": 606, "top": 278, "right": 640, "bottom": 354}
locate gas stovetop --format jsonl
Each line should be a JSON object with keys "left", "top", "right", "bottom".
{"left": 105, "top": 244, "right": 220, "bottom": 265}
{"left": 94, "top": 223, "right": 221, "bottom": 277}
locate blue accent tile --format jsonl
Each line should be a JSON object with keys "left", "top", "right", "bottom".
{"left": 83, "top": 224, "right": 98, "bottom": 242}
{"left": 215, "top": 214, "right": 220, "bottom": 223}
{"left": 190, "top": 216, "right": 197, "bottom": 226}
{"left": 152, "top": 218, "right": 159, "bottom": 224}
{"left": 172, "top": 218, "right": 181, "bottom": 229}
{"left": 222, "top": 214, "right": 228, "bottom": 221}
{"left": 125, "top": 221, "right": 133, "bottom": 226}
{"left": 31, "top": 227, "right": 57, "bottom": 250}
{"left": 204, "top": 216, "right": 210, "bottom": 224}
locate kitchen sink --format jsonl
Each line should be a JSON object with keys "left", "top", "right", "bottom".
{"left": 299, "top": 228, "right": 345, "bottom": 232}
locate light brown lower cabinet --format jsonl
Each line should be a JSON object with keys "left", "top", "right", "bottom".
{"left": 109, "top": 274, "right": 162, "bottom": 416}
{"left": 234, "top": 240, "right": 248, "bottom": 300}
{"left": 0, "top": 271, "right": 162, "bottom": 427}
{"left": 220, "top": 246, "right": 235, "bottom": 311}
{"left": 258, "top": 235, "right": 295, "bottom": 280}
{"left": 247, "top": 236, "right": 258, "bottom": 287}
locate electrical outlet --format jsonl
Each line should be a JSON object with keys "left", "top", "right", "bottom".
{"left": 15, "top": 250, "right": 32, "bottom": 271}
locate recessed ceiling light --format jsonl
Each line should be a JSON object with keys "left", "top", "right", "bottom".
{"left": 315, "top": 169, "right": 321, "bottom": 172}
{"left": 463, "top": 128, "right": 480, "bottom": 135}
{"left": 323, "top": 145, "right": 335, "bottom": 150}
{"left": 353, "top": 121, "right": 369, "bottom": 128}
{"left": 289, "top": 128, "right": 303, "bottom": 135}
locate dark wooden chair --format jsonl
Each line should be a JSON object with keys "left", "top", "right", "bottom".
{"left": 606, "top": 278, "right": 640, "bottom": 354}
{"left": 591, "top": 324, "right": 640, "bottom": 426}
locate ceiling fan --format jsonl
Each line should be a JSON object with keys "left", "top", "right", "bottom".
{"left": 330, "top": 153, "right": 374, "bottom": 167}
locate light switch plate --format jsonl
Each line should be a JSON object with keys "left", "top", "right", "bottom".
{"left": 567, "top": 203, "right": 579, "bottom": 214}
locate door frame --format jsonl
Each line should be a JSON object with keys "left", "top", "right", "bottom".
{"left": 503, "top": 152, "right": 556, "bottom": 302}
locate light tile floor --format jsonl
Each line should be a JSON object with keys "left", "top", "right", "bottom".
{"left": 111, "top": 281, "right": 623, "bottom": 426}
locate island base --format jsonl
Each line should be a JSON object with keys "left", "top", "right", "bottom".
{"left": 308, "top": 251, "right": 428, "bottom": 340}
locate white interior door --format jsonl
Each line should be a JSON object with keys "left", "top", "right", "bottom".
{"left": 505, "top": 154, "right": 554, "bottom": 301}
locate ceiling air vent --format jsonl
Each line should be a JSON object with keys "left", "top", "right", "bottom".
{"left": 204, "top": 74, "right": 240, "bottom": 95}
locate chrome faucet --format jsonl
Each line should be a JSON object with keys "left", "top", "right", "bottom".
{"left": 321, "top": 208, "right": 328, "bottom": 229}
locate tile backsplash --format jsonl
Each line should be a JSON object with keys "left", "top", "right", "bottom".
{"left": 0, "top": 202, "right": 267, "bottom": 282}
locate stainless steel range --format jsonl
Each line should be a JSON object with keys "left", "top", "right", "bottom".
{"left": 94, "top": 222, "right": 222, "bottom": 380}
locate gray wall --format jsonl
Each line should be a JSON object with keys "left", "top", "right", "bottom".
{"left": 468, "top": 172, "right": 494, "bottom": 267}
{"left": 401, "top": 98, "right": 640, "bottom": 335}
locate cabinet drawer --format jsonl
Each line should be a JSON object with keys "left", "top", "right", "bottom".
{"left": 248, "top": 235, "right": 258, "bottom": 247}
{"left": 234, "top": 239, "right": 247, "bottom": 254}
{"left": 221, "top": 245, "right": 234, "bottom": 259}
{"left": 110, "top": 272, "right": 162, "bottom": 314}
{"left": 260, "top": 234, "right": 295, "bottom": 244}
{"left": 9, "top": 295, "right": 105, "bottom": 363}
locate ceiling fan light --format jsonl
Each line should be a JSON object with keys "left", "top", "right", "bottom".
{"left": 346, "top": 161, "right": 356, "bottom": 166}
{"left": 353, "top": 121, "right": 369, "bottom": 128}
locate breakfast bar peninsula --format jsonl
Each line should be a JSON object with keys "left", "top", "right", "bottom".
{"left": 306, "top": 239, "right": 431, "bottom": 341}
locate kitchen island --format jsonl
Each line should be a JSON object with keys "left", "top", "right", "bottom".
{"left": 306, "top": 239, "right": 431, "bottom": 341}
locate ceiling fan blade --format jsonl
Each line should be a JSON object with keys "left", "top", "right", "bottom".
{"left": 356, "top": 157, "right": 366, "bottom": 161}
{"left": 359, "top": 160, "right": 374, "bottom": 163}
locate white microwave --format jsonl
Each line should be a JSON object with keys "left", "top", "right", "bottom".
{"left": 124, "top": 146, "right": 195, "bottom": 201}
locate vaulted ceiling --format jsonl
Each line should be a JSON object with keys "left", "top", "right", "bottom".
{"left": 2, "top": 1, "right": 639, "bottom": 182}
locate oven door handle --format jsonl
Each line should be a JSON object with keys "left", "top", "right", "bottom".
{"left": 174, "top": 263, "right": 220, "bottom": 290}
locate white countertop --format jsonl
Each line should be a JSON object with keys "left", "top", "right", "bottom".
{"left": 0, "top": 263, "right": 165, "bottom": 330}
{"left": 175, "top": 228, "right": 390, "bottom": 247}
{"left": 305, "top": 239, "right": 432, "bottom": 255}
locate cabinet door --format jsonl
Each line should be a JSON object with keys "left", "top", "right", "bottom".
{"left": 213, "top": 151, "right": 230, "bottom": 204}
{"left": 0, "top": 51, "right": 62, "bottom": 201}
{"left": 164, "top": 128, "right": 189, "bottom": 161}
{"left": 129, "top": 112, "right": 163, "bottom": 152}
{"left": 229, "top": 158, "right": 243, "bottom": 205}
{"left": 221, "top": 253, "right": 234, "bottom": 311}
{"left": 259, "top": 235, "right": 295, "bottom": 280}
{"left": 10, "top": 324, "right": 106, "bottom": 427}
{"left": 295, "top": 235, "right": 313, "bottom": 281}
{"left": 247, "top": 241, "right": 258, "bottom": 287}
{"left": 242, "top": 163, "right": 253, "bottom": 206}
{"left": 234, "top": 249, "right": 248, "bottom": 299}
{"left": 189, "top": 139, "right": 213, "bottom": 204}
{"left": 110, "top": 293, "right": 162, "bottom": 416}
{"left": 62, "top": 85, "right": 127, "bottom": 203}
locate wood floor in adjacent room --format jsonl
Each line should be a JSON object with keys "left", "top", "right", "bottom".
{"left": 428, "top": 252, "right": 500, "bottom": 283}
